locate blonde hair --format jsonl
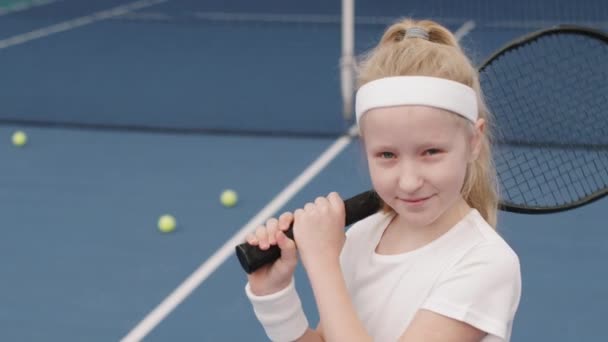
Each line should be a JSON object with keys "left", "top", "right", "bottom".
{"left": 357, "top": 18, "right": 499, "bottom": 227}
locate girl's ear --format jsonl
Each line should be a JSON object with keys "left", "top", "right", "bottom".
{"left": 469, "top": 118, "right": 486, "bottom": 161}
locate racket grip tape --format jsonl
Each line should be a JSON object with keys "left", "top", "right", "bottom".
{"left": 235, "top": 190, "right": 381, "bottom": 274}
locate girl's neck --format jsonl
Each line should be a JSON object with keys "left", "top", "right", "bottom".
{"left": 376, "top": 199, "right": 472, "bottom": 255}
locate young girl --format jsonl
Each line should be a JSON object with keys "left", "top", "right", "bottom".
{"left": 244, "top": 18, "right": 521, "bottom": 342}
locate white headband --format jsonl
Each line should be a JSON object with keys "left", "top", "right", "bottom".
{"left": 355, "top": 76, "right": 478, "bottom": 124}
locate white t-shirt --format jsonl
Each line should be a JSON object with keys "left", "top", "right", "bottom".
{"left": 340, "top": 209, "right": 521, "bottom": 342}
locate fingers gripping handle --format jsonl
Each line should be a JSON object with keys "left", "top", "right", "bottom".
{"left": 235, "top": 191, "right": 381, "bottom": 274}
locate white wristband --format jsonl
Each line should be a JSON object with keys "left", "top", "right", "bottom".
{"left": 245, "top": 278, "right": 309, "bottom": 342}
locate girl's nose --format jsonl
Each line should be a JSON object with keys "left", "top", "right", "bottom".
{"left": 398, "top": 163, "right": 424, "bottom": 193}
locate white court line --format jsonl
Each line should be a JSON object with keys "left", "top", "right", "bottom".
{"left": 118, "top": 10, "right": 469, "bottom": 27}
{"left": 0, "top": 0, "right": 168, "bottom": 50}
{"left": 454, "top": 20, "right": 475, "bottom": 40}
{"left": 120, "top": 20, "right": 475, "bottom": 342}
{"left": 109, "top": 11, "right": 607, "bottom": 30}
{"left": 0, "top": 0, "right": 59, "bottom": 17}
{"left": 120, "top": 125, "right": 359, "bottom": 342}
{"left": 191, "top": 11, "right": 469, "bottom": 27}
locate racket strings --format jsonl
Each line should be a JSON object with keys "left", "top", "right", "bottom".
{"left": 482, "top": 30, "right": 608, "bottom": 210}
{"left": 486, "top": 33, "right": 608, "bottom": 149}
{"left": 496, "top": 146, "right": 608, "bottom": 209}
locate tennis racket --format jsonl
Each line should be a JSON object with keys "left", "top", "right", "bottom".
{"left": 480, "top": 25, "right": 608, "bottom": 213}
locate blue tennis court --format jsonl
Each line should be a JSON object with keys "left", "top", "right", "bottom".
{"left": 1, "top": 0, "right": 607, "bottom": 341}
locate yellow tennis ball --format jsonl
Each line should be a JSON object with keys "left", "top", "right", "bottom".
{"left": 220, "top": 189, "right": 238, "bottom": 207}
{"left": 158, "top": 214, "right": 177, "bottom": 233}
{"left": 12, "top": 131, "right": 27, "bottom": 147}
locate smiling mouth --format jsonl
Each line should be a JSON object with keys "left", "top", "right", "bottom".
{"left": 400, "top": 196, "right": 432, "bottom": 203}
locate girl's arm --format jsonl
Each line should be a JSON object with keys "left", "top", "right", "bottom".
{"left": 398, "top": 309, "right": 486, "bottom": 342}
{"left": 295, "top": 327, "right": 324, "bottom": 342}
{"left": 292, "top": 193, "right": 373, "bottom": 342}
{"left": 306, "top": 260, "right": 372, "bottom": 342}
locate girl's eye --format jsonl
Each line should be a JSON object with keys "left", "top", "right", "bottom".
{"left": 379, "top": 152, "right": 395, "bottom": 159}
{"left": 424, "top": 148, "right": 441, "bottom": 156}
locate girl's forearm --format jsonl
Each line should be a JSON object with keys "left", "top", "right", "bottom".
{"left": 296, "top": 328, "right": 325, "bottom": 342}
{"left": 306, "top": 261, "right": 372, "bottom": 342}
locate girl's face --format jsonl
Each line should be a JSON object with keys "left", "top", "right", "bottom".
{"left": 361, "top": 105, "right": 484, "bottom": 229}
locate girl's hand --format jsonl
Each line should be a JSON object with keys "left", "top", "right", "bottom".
{"left": 245, "top": 212, "right": 298, "bottom": 296}
{"left": 292, "top": 192, "right": 346, "bottom": 271}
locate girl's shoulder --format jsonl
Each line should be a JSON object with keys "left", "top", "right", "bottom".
{"left": 451, "top": 209, "right": 520, "bottom": 272}
{"left": 341, "top": 211, "right": 395, "bottom": 258}
{"left": 345, "top": 211, "right": 395, "bottom": 241}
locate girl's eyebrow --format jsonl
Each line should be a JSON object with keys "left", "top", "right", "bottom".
{"left": 369, "top": 144, "right": 396, "bottom": 150}
{"left": 418, "top": 139, "right": 449, "bottom": 146}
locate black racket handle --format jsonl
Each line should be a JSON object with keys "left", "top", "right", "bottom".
{"left": 235, "top": 190, "right": 382, "bottom": 274}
